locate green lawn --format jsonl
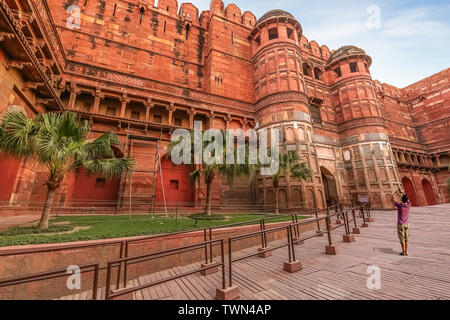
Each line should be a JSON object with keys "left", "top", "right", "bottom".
{"left": 0, "top": 214, "right": 302, "bottom": 247}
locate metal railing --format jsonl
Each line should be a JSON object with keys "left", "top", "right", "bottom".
{"left": 105, "top": 239, "right": 226, "bottom": 300}
{"left": 226, "top": 204, "right": 369, "bottom": 290}
{"left": 227, "top": 224, "right": 292, "bottom": 287}
{"left": 119, "top": 213, "right": 296, "bottom": 289}
{"left": 0, "top": 203, "right": 371, "bottom": 300}
{"left": 0, "top": 263, "right": 100, "bottom": 300}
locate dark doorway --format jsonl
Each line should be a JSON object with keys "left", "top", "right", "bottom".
{"left": 321, "top": 166, "right": 338, "bottom": 207}
{"left": 422, "top": 179, "right": 436, "bottom": 206}
{"left": 402, "top": 177, "right": 418, "bottom": 206}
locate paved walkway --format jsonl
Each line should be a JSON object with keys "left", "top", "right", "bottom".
{"left": 59, "top": 205, "right": 450, "bottom": 300}
{"left": 0, "top": 215, "right": 40, "bottom": 232}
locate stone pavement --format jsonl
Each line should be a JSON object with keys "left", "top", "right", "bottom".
{"left": 0, "top": 215, "right": 40, "bottom": 232}
{"left": 58, "top": 205, "right": 450, "bottom": 300}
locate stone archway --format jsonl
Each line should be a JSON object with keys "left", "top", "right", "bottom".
{"left": 306, "top": 188, "right": 316, "bottom": 208}
{"left": 267, "top": 189, "right": 275, "bottom": 204}
{"left": 320, "top": 166, "right": 338, "bottom": 207}
{"left": 401, "top": 177, "right": 418, "bottom": 206}
{"left": 278, "top": 189, "right": 288, "bottom": 209}
{"left": 422, "top": 179, "right": 436, "bottom": 206}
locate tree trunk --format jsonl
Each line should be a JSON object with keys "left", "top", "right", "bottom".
{"left": 205, "top": 181, "right": 212, "bottom": 216}
{"left": 274, "top": 186, "right": 279, "bottom": 215}
{"left": 38, "top": 186, "right": 57, "bottom": 230}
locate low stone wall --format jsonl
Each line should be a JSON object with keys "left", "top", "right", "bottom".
{"left": 0, "top": 217, "right": 324, "bottom": 300}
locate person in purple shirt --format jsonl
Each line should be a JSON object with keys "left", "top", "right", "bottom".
{"left": 390, "top": 190, "right": 411, "bottom": 256}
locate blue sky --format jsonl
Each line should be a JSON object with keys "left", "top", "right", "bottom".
{"left": 187, "top": 0, "right": 450, "bottom": 88}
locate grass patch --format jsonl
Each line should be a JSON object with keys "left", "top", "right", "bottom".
{"left": 189, "top": 214, "right": 226, "bottom": 221}
{"left": 0, "top": 214, "right": 305, "bottom": 247}
{"left": 0, "top": 224, "right": 74, "bottom": 236}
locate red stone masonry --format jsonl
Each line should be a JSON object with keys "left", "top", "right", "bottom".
{"left": 0, "top": 0, "right": 448, "bottom": 210}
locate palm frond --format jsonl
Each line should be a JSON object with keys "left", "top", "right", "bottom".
{"left": 81, "top": 131, "right": 118, "bottom": 160}
{"left": 0, "top": 110, "right": 36, "bottom": 158}
{"left": 83, "top": 158, "right": 135, "bottom": 179}
{"left": 188, "top": 170, "right": 201, "bottom": 186}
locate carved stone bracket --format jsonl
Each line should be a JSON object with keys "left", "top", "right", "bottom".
{"left": 22, "top": 81, "right": 44, "bottom": 91}
{"left": 0, "top": 31, "right": 15, "bottom": 42}
{"left": 5, "top": 59, "right": 33, "bottom": 70}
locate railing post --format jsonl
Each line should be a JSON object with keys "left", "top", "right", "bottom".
{"left": 209, "top": 228, "right": 213, "bottom": 264}
{"left": 283, "top": 225, "right": 303, "bottom": 273}
{"left": 325, "top": 208, "right": 332, "bottom": 245}
{"left": 228, "top": 238, "right": 232, "bottom": 287}
{"left": 259, "top": 220, "right": 265, "bottom": 247}
{"left": 201, "top": 230, "right": 219, "bottom": 275}
{"left": 335, "top": 205, "right": 342, "bottom": 225}
{"left": 295, "top": 214, "right": 300, "bottom": 239}
{"left": 325, "top": 208, "right": 337, "bottom": 255}
{"left": 343, "top": 211, "right": 355, "bottom": 243}
{"left": 361, "top": 206, "right": 369, "bottom": 228}
{"left": 287, "top": 227, "right": 293, "bottom": 263}
{"left": 365, "top": 205, "right": 374, "bottom": 222}
{"left": 263, "top": 220, "right": 268, "bottom": 248}
{"left": 92, "top": 264, "right": 99, "bottom": 300}
{"left": 291, "top": 215, "right": 297, "bottom": 239}
{"left": 105, "top": 262, "right": 112, "bottom": 300}
{"left": 204, "top": 229, "right": 208, "bottom": 264}
{"left": 315, "top": 209, "right": 323, "bottom": 236}
{"left": 123, "top": 241, "right": 129, "bottom": 289}
{"left": 116, "top": 241, "right": 125, "bottom": 290}
{"left": 258, "top": 222, "right": 272, "bottom": 258}
{"left": 352, "top": 209, "right": 360, "bottom": 234}
{"left": 221, "top": 240, "right": 226, "bottom": 290}
{"left": 215, "top": 238, "right": 240, "bottom": 300}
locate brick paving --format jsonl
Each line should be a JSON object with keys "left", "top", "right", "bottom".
{"left": 58, "top": 205, "right": 450, "bottom": 300}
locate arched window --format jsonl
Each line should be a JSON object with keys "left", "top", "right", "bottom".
{"left": 268, "top": 27, "right": 278, "bottom": 40}
{"left": 254, "top": 35, "right": 261, "bottom": 48}
{"left": 185, "top": 23, "right": 191, "bottom": 40}
{"left": 334, "top": 67, "right": 342, "bottom": 78}
{"left": 313, "top": 67, "right": 322, "bottom": 80}
{"left": 139, "top": 7, "right": 145, "bottom": 25}
{"left": 302, "top": 63, "right": 312, "bottom": 77}
{"left": 287, "top": 28, "right": 295, "bottom": 41}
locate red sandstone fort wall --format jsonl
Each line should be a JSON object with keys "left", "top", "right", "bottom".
{"left": 0, "top": 0, "right": 448, "bottom": 209}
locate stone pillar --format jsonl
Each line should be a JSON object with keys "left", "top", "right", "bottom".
{"left": 208, "top": 113, "right": 215, "bottom": 129}
{"left": 168, "top": 102, "right": 175, "bottom": 126}
{"left": 92, "top": 88, "right": 102, "bottom": 113}
{"left": 68, "top": 83, "right": 79, "bottom": 109}
{"left": 189, "top": 108, "right": 196, "bottom": 129}
{"left": 242, "top": 117, "right": 248, "bottom": 131}
{"left": 120, "top": 93, "right": 128, "bottom": 118}
{"left": 225, "top": 114, "right": 231, "bottom": 130}
{"left": 435, "top": 155, "right": 441, "bottom": 167}
{"left": 145, "top": 98, "right": 152, "bottom": 122}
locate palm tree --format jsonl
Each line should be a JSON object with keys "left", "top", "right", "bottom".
{"left": 0, "top": 110, "right": 135, "bottom": 229}
{"left": 269, "top": 151, "right": 312, "bottom": 214}
{"left": 168, "top": 129, "right": 256, "bottom": 216}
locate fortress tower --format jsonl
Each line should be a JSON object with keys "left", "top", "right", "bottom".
{"left": 324, "top": 46, "right": 402, "bottom": 207}
{"left": 249, "top": 10, "right": 326, "bottom": 209}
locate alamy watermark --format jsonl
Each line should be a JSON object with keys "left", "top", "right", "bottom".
{"left": 366, "top": 5, "right": 381, "bottom": 30}
{"left": 66, "top": 265, "right": 81, "bottom": 291}
{"left": 367, "top": 265, "right": 381, "bottom": 290}
{"left": 66, "top": 5, "right": 81, "bottom": 30}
